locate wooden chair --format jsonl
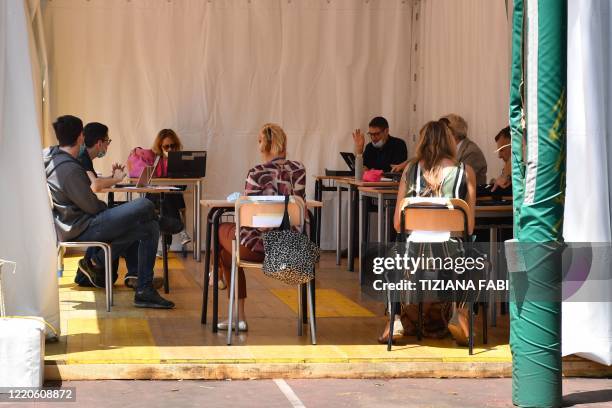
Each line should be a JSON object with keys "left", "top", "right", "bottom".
{"left": 388, "top": 197, "right": 487, "bottom": 355}
{"left": 226, "top": 196, "right": 316, "bottom": 345}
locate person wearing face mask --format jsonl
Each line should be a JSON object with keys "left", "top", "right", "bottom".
{"left": 352, "top": 116, "right": 408, "bottom": 173}
{"left": 491, "top": 126, "right": 512, "bottom": 192}
{"left": 215, "top": 123, "right": 307, "bottom": 332}
{"left": 77, "top": 122, "right": 126, "bottom": 193}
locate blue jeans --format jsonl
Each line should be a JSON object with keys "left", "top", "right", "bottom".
{"left": 76, "top": 198, "right": 159, "bottom": 291}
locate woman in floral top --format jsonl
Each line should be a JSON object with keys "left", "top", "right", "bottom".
{"left": 217, "top": 123, "right": 306, "bottom": 332}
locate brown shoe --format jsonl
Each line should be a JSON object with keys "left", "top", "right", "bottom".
{"left": 448, "top": 308, "right": 470, "bottom": 347}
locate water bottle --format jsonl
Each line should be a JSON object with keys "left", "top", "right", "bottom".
{"left": 355, "top": 154, "right": 364, "bottom": 181}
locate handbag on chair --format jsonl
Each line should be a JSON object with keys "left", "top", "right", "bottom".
{"left": 262, "top": 195, "right": 319, "bottom": 285}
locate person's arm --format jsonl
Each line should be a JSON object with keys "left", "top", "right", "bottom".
{"left": 244, "top": 168, "right": 263, "bottom": 196}
{"left": 86, "top": 171, "right": 122, "bottom": 193}
{"left": 64, "top": 170, "right": 107, "bottom": 215}
{"left": 464, "top": 165, "right": 477, "bottom": 235}
{"left": 390, "top": 160, "right": 408, "bottom": 173}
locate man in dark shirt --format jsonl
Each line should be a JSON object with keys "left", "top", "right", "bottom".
{"left": 77, "top": 122, "right": 125, "bottom": 192}
{"left": 352, "top": 116, "right": 408, "bottom": 172}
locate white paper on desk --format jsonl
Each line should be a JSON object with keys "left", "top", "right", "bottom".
{"left": 407, "top": 230, "right": 450, "bottom": 242}
{"left": 252, "top": 214, "right": 283, "bottom": 228}
{"left": 247, "top": 195, "right": 285, "bottom": 202}
{"left": 147, "top": 185, "right": 181, "bottom": 190}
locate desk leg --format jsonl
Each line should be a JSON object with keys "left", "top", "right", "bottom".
{"left": 212, "top": 208, "right": 225, "bottom": 333}
{"left": 377, "top": 193, "right": 383, "bottom": 242}
{"left": 160, "top": 193, "right": 170, "bottom": 294}
{"left": 359, "top": 192, "right": 364, "bottom": 285}
{"left": 336, "top": 185, "right": 342, "bottom": 265}
{"left": 201, "top": 211, "right": 213, "bottom": 324}
{"left": 196, "top": 180, "right": 202, "bottom": 262}
{"left": 347, "top": 185, "right": 355, "bottom": 272}
{"left": 192, "top": 183, "right": 198, "bottom": 260}
{"left": 384, "top": 201, "right": 390, "bottom": 245}
{"left": 315, "top": 179, "right": 322, "bottom": 246}
{"left": 489, "top": 226, "right": 498, "bottom": 327}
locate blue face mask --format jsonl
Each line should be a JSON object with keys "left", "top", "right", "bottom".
{"left": 78, "top": 144, "right": 87, "bottom": 156}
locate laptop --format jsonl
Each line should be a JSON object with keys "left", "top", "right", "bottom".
{"left": 116, "top": 156, "right": 160, "bottom": 188}
{"left": 340, "top": 152, "right": 356, "bottom": 171}
{"left": 167, "top": 151, "right": 207, "bottom": 178}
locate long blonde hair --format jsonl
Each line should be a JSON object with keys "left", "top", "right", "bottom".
{"left": 152, "top": 129, "right": 183, "bottom": 156}
{"left": 260, "top": 123, "right": 287, "bottom": 157}
{"left": 411, "top": 120, "right": 457, "bottom": 195}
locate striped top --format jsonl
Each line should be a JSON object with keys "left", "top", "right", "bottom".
{"left": 403, "top": 161, "right": 467, "bottom": 199}
{"left": 240, "top": 157, "right": 307, "bottom": 253}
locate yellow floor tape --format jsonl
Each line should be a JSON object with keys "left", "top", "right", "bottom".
{"left": 271, "top": 288, "right": 376, "bottom": 317}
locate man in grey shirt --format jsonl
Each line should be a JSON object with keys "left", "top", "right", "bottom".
{"left": 44, "top": 115, "right": 173, "bottom": 309}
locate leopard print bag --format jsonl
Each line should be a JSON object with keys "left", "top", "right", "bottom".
{"left": 262, "top": 196, "right": 319, "bottom": 285}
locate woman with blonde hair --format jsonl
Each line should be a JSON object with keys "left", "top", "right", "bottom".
{"left": 216, "top": 123, "right": 307, "bottom": 332}
{"left": 379, "top": 119, "right": 477, "bottom": 345}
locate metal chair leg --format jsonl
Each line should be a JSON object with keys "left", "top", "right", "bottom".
{"left": 227, "top": 241, "right": 237, "bottom": 345}
{"left": 468, "top": 301, "right": 474, "bottom": 355}
{"left": 387, "top": 302, "right": 398, "bottom": 351}
{"left": 297, "top": 285, "right": 304, "bottom": 337}
{"left": 308, "top": 282, "right": 316, "bottom": 345}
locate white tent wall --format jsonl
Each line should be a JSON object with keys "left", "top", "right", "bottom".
{"left": 0, "top": 0, "right": 59, "bottom": 336}
{"left": 410, "top": 0, "right": 511, "bottom": 174}
{"left": 563, "top": 0, "right": 612, "bottom": 366}
{"left": 41, "top": 0, "right": 511, "bottom": 251}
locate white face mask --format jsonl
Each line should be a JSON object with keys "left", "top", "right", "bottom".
{"left": 372, "top": 139, "right": 385, "bottom": 148}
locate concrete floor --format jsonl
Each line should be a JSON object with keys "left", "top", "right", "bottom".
{"left": 2, "top": 378, "right": 611, "bottom": 408}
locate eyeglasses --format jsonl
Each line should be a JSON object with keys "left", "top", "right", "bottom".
{"left": 162, "top": 143, "right": 177, "bottom": 150}
{"left": 367, "top": 130, "right": 383, "bottom": 138}
{"left": 104, "top": 138, "right": 112, "bottom": 145}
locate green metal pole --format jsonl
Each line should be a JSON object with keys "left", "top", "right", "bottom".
{"left": 509, "top": 0, "right": 566, "bottom": 407}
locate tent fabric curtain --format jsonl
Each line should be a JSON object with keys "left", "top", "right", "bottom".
{"left": 41, "top": 0, "right": 511, "bottom": 250}
{"left": 0, "top": 0, "right": 59, "bottom": 337}
{"left": 563, "top": 0, "right": 612, "bottom": 366}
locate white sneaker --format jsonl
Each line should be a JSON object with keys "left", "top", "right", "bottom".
{"left": 217, "top": 319, "right": 248, "bottom": 332}
{"left": 179, "top": 230, "right": 192, "bottom": 246}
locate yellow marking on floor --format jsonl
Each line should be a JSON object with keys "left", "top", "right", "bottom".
{"left": 65, "top": 318, "right": 160, "bottom": 364}
{"left": 271, "top": 288, "right": 376, "bottom": 318}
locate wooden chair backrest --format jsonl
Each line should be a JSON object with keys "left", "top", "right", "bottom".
{"left": 235, "top": 196, "right": 305, "bottom": 230}
{"left": 399, "top": 197, "right": 472, "bottom": 236}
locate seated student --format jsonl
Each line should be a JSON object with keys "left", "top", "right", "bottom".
{"left": 380, "top": 119, "right": 476, "bottom": 345}
{"left": 443, "top": 114, "right": 488, "bottom": 185}
{"left": 491, "top": 126, "right": 512, "bottom": 192}
{"left": 352, "top": 116, "right": 408, "bottom": 173}
{"left": 75, "top": 122, "right": 163, "bottom": 290}
{"left": 77, "top": 122, "right": 125, "bottom": 192}
{"left": 149, "top": 129, "right": 191, "bottom": 253}
{"left": 216, "top": 123, "right": 306, "bottom": 332}
{"left": 44, "top": 115, "right": 174, "bottom": 309}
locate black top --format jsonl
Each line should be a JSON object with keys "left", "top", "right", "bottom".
{"left": 77, "top": 149, "right": 97, "bottom": 177}
{"left": 363, "top": 135, "right": 408, "bottom": 172}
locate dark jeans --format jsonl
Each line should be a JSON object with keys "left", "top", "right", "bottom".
{"left": 76, "top": 198, "right": 159, "bottom": 291}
